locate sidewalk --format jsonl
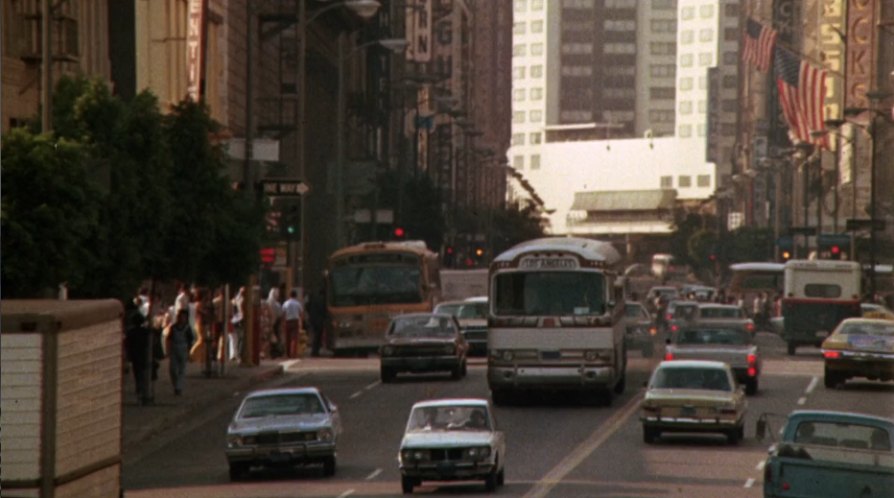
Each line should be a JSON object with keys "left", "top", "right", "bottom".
{"left": 123, "top": 357, "right": 285, "bottom": 462}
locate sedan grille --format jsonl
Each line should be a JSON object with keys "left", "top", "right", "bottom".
{"left": 427, "top": 448, "right": 465, "bottom": 461}
{"left": 256, "top": 430, "right": 317, "bottom": 445}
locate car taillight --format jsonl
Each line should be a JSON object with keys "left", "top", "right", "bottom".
{"left": 748, "top": 367, "right": 757, "bottom": 377}
{"left": 664, "top": 352, "right": 674, "bottom": 361}
{"left": 671, "top": 324, "right": 679, "bottom": 332}
{"left": 746, "top": 322, "right": 755, "bottom": 333}
{"left": 823, "top": 350, "right": 841, "bottom": 359}
{"left": 666, "top": 313, "right": 672, "bottom": 321}
{"left": 747, "top": 353, "right": 756, "bottom": 365}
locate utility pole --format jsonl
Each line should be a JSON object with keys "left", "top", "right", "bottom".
{"left": 41, "top": 0, "right": 52, "bottom": 132}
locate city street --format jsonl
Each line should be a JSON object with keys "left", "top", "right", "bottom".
{"left": 122, "top": 333, "right": 894, "bottom": 498}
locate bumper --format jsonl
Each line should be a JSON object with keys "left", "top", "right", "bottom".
{"left": 825, "top": 358, "right": 894, "bottom": 380}
{"left": 400, "top": 461, "right": 496, "bottom": 481}
{"left": 488, "top": 364, "right": 615, "bottom": 390}
{"left": 381, "top": 355, "right": 461, "bottom": 372}
{"left": 225, "top": 442, "right": 336, "bottom": 465}
{"left": 641, "top": 415, "right": 742, "bottom": 432}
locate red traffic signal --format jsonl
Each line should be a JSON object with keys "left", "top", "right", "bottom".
{"left": 259, "top": 247, "right": 275, "bottom": 264}
{"left": 393, "top": 227, "right": 406, "bottom": 239}
{"left": 830, "top": 245, "right": 841, "bottom": 255}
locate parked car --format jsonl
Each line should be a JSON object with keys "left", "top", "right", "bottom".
{"left": 623, "top": 301, "right": 656, "bottom": 357}
{"left": 379, "top": 313, "right": 468, "bottom": 382}
{"left": 759, "top": 410, "right": 894, "bottom": 497}
{"left": 225, "top": 387, "right": 341, "bottom": 480}
{"left": 398, "top": 398, "right": 506, "bottom": 494}
{"left": 665, "top": 322, "right": 762, "bottom": 394}
{"left": 640, "top": 360, "right": 747, "bottom": 444}
{"left": 821, "top": 317, "right": 894, "bottom": 388}
{"left": 434, "top": 296, "right": 489, "bottom": 356}
{"left": 697, "top": 303, "right": 755, "bottom": 333}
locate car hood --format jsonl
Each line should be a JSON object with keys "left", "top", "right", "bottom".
{"left": 667, "top": 345, "right": 756, "bottom": 366}
{"left": 229, "top": 413, "right": 332, "bottom": 434}
{"left": 401, "top": 431, "right": 495, "bottom": 448}
{"left": 644, "top": 388, "right": 736, "bottom": 405}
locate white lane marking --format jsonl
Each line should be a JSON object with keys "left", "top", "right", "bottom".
{"left": 756, "top": 460, "right": 765, "bottom": 471}
{"left": 744, "top": 478, "right": 755, "bottom": 488}
{"left": 805, "top": 376, "right": 818, "bottom": 395}
{"left": 797, "top": 396, "right": 807, "bottom": 405}
{"left": 364, "top": 381, "right": 380, "bottom": 391}
{"left": 523, "top": 394, "right": 642, "bottom": 498}
{"left": 349, "top": 390, "right": 363, "bottom": 399}
{"left": 365, "top": 468, "right": 383, "bottom": 480}
{"left": 337, "top": 490, "right": 355, "bottom": 498}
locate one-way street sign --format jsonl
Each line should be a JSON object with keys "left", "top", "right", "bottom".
{"left": 260, "top": 179, "right": 309, "bottom": 196}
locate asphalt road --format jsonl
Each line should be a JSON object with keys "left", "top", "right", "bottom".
{"left": 123, "top": 333, "right": 894, "bottom": 498}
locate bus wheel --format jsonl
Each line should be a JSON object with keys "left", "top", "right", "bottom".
{"left": 786, "top": 342, "right": 797, "bottom": 356}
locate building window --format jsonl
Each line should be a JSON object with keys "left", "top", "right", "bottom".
{"left": 678, "top": 124, "right": 692, "bottom": 137}
{"left": 698, "top": 100, "right": 707, "bottom": 113}
{"left": 532, "top": 0, "right": 544, "bottom": 10}
{"left": 514, "top": 0, "right": 527, "bottom": 13}
{"left": 562, "top": 65, "right": 593, "bottom": 76}
{"left": 530, "top": 154, "right": 541, "bottom": 170}
{"left": 650, "top": 64, "right": 675, "bottom": 77}
{"left": 511, "top": 133, "right": 525, "bottom": 146}
{"left": 531, "top": 43, "right": 544, "bottom": 55}
{"left": 563, "top": 0, "right": 596, "bottom": 9}
{"left": 650, "top": 87, "right": 675, "bottom": 99}
{"left": 513, "top": 44, "right": 527, "bottom": 57}
{"left": 723, "top": 51, "right": 737, "bottom": 64}
{"left": 699, "top": 29, "right": 714, "bottom": 42}
{"left": 722, "top": 99, "right": 737, "bottom": 112}
{"left": 530, "top": 110, "right": 543, "bottom": 122}
{"left": 605, "top": 0, "right": 635, "bottom": 7}
{"left": 697, "top": 174, "right": 711, "bottom": 187}
{"left": 679, "top": 77, "right": 693, "bottom": 90}
{"left": 650, "top": 19, "right": 677, "bottom": 33}
{"left": 699, "top": 4, "right": 715, "bottom": 18}
{"left": 530, "top": 88, "right": 544, "bottom": 100}
{"left": 725, "top": 4, "right": 739, "bottom": 17}
{"left": 650, "top": 42, "right": 676, "bottom": 55}
{"left": 513, "top": 155, "right": 525, "bottom": 169}
{"left": 531, "top": 20, "right": 544, "bottom": 33}
{"left": 606, "top": 20, "right": 636, "bottom": 31}
{"left": 724, "top": 28, "right": 738, "bottom": 42}
{"left": 679, "top": 101, "right": 692, "bottom": 114}
{"left": 723, "top": 75, "right": 737, "bottom": 88}
{"left": 562, "top": 43, "right": 594, "bottom": 54}
{"left": 513, "top": 89, "right": 526, "bottom": 101}
{"left": 681, "top": 6, "right": 694, "bottom": 19}
{"left": 660, "top": 175, "right": 673, "bottom": 188}
{"left": 699, "top": 52, "right": 713, "bottom": 66}
{"left": 512, "top": 66, "right": 526, "bottom": 80}
{"left": 721, "top": 123, "right": 737, "bottom": 135}
{"left": 680, "top": 53, "right": 693, "bottom": 67}
{"left": 649, "top": 110, "right": 674, "bottom": 122}
{"left": 697, "top": 123, "right": 706, "bottom": 136}
{"left": 678, "top": 175, "right": 692, "bottom": 187}
{"left": 512, "top": 111, "right": 526, "bottom": 123}
{"left": 530, "top": 132, "right": 542, "bottom": 144}
{"left": 530, "top": 65, "right": 544, "bottom": 78}
{"left": 513, "top": 22, "right": 526, "bottom": 35}
{"left": 699, "top": 76, "right": 707, "bottom": 90}
{"left": 652, "top": 0, "right": 676, "bottom": 9}
{"left": 680, "top": 30, "right": 694, "bottom": 44}
{"left": 605, "top": 43, "right": 636, "bottom": 54}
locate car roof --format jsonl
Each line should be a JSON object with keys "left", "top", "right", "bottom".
{"left": 411, "top": 398, "right": 489, "bottom": 409}
{"left": 244, "top": 387, "right": 321, "bottom": 398}
{"left": 837, "top": 317, "right": 894, "bottom": 327}
{"left": 788, "top": 410, "right": 894, "bottom": 426}
{"left": 656, "top": 359, "right": 729, "bottom": 370}
{"left": 464, "top": 296, "right": 488, "bottom": 303}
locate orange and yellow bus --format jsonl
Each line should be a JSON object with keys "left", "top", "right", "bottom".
{"left": 324, "top": 241, "right": 440, "bottom": 355}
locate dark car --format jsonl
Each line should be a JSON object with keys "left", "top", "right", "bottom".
{"left": 379, "top": 313, "right": 468, "bottom": 382}
{"left": 434, "top": 297, "right": 488, "bottom": 356}
{"left": 624, "top": 302, "right": 656, "bottom": 357}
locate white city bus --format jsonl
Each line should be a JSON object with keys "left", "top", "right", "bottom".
{"left": 487, "top": 237, "right": 627, "bottom": 405}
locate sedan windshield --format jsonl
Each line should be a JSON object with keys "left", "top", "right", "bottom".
{"left": 651, "top": 367, "right": 732, "bottom": 391}
{"left": 240, "top": 393, "right": 325, "bottom": 418}
{"left": 390, "top": 316, "right": 456, "bottom": 337}
{"left": 407, "top": 405, "right": 490, "bottom": 432}
{"left": 840, "top": 322, "right": 894, "bottom": 336}
{"left": 494, "top": 271, "right": 606, "bottom": 316}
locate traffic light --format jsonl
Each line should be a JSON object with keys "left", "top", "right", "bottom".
{"left": 474, "top": 246, "right": 485, "bottom": 258}
{"left": 829, "top": 245, "right": 842, "bottom": 259}
{"left": 280, "top": 202, "right": 300, "bottom": 239}
{"left": 443, "top": 246, "right": 455, "bottom": 267}
{"left": 393, "top": 226, "right": 406, "bottom": 239}
{"left": 781, "top": 250, "right": 792, "bottom": 261}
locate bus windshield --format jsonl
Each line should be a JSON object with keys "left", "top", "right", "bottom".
{"left": 330, "top": 264, "right": 423, "bottom": 306}
{"left": 493, "top": 271, "right": 606, "bottom": 316}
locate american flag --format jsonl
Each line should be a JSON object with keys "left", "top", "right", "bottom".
{"left": 742, "top": 18, "right": 777, "bottom": 72}
{"left": 774, "top": 46, "right": 828, "bottom": 148}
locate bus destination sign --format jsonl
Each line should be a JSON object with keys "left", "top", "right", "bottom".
{"left": 519, "top": 256, "right": 579, "bottom": 270}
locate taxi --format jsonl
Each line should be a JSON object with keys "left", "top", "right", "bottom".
{"left": 821, "top": 317, "right": 894, "bottom": 388}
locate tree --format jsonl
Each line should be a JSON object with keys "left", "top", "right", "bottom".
{"left": 490, "top": 201, "right": 547, "bottom": 255}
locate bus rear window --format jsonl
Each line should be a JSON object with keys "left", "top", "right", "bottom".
{"left": 804, "top": 284, "right": 841, "bottom": 298}
{"left": 493, "top": 271, "right": 606, "bottom": 316}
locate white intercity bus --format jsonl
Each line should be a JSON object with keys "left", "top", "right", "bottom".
{"left": 487, "top": 237, "right": 627, "bottom": 405}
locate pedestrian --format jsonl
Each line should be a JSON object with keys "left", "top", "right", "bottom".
{"left": 211, "top": 287, "right": 226, "bottom": 363}
{"left": 125, "top": 298, "right": 151, "bottom": 405}
{"left": 230, "top": 286, "right": 245, "bottom": 362}
{"left": 167, "top": 309, "right": 195, "bottom": 396}
{"left": 306, "top": 287, "right": 329, "bottom": 357}
{"left": 189, "top": 288, "right": 211, "bottom": 363}
{"left": 283, "top": 290, "right": 304, "bottom": 358}
{"left": 266, "top": 288, "right": 284, "bottom": 358}
{"left": 174, "top": 283, "right": 191, "bottom": 317}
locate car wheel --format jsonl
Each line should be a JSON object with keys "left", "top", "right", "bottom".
{"left": 322, "top": 456, "right": 336, "bottom": 477}
{"left": 727, "top": 427, "right": 741, "bottom": 445}
{"left": 786, "top": 342, "right": 797, "bottom": 356}
{"left": 643, "top": 426, "right": 659, "bottom": 444}
{"left": 401, "top": 475, "right": 415, "bottom": 494}
{"left": 497, "top": 467, "right": 505, "bottom": 486}
{"left": 824, "top": 366, "right": 842, "bottom": 388}
{"left": 745, "top": 378, "right": 758, "bottom": 395}
{"left": 381, "top": 366, "right": 396, "bottom": 383}
{"left": 484, "top": 458, "right": 499, "bottom": 492}
{"left": 228, "top": 462, "right": 249, "bottom": 481}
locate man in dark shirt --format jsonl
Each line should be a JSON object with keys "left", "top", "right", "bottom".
{"left": 306, "top": 288, "right": 329, "bottom": 357}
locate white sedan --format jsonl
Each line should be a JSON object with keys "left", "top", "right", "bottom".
{"left": 398, "top": 398, "right": 506, "bottom": 494}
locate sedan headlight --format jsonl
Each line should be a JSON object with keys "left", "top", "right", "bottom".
{"left": 318, "top": 428, "right": 334, "bottom": 441}
{"left": 381, "top": 345, "right": 395, "bottom": 356}
{"left": 227, "top": 434, "right": 244, "bottom": 447}
{"left": 465, "top": 446, "right": 492, "bottom": 460}
{"left": 401, "top": 449, "right": 430, "bottom": 461}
